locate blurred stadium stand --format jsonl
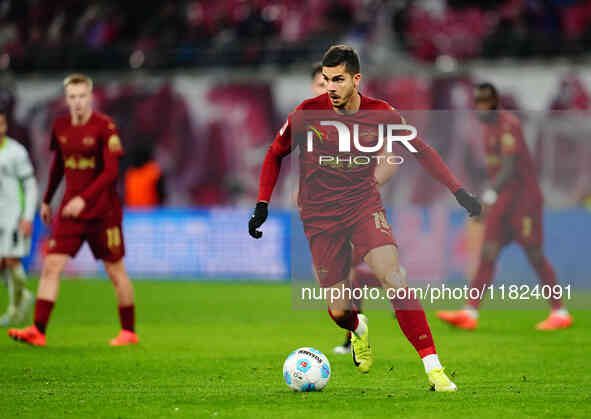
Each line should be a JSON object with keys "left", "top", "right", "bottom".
{"left": 2, "top": 1, "right": 591, "bottom": 72}
{"left": 2, "top": 0, "right": 591, "bottom": 279}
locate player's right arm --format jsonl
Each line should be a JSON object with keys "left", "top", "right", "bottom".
{"left": 249, "top": 113, "right": 294, "bottom": 239}
{"left": 42, "top": 123, "right": 65, "bottom": 225}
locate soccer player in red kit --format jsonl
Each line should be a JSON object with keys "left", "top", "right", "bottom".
{"left": 249, "top": 45, "right": 481, "bottom": 391}
{"left": 310, "top": 62, "right": 387, "bottom": 355}
{"left": 8, "top": 74, "right": 138, "bottom": 346}
{"left": 437, "top": 83, "right": 572, "bottom": 331}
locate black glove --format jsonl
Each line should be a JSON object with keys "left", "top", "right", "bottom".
{"left": 454, "top": 188, "right": 482, "bottom": 217}
{"left": 249, "top": 202, "right": 268, "bottom": 239}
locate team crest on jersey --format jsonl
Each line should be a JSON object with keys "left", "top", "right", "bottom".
{"left": 59, "top": 136, "right": 67, "bottom": 144}
{"left": 83, "top": 136, "right": 95, "bottom": 146}
{"left": 48, "top": 239, "right": 56, "bottom": 248}
{"left": 108, "top": 122, "right": 116, "bottom": 130}
{"left": 108, "top": 135, "right": 122, "bottom": 152}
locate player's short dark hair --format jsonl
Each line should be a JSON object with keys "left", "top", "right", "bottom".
{"left": 475, "top": 82, "right": 498, "bottom": 101}
{"left": 311, "top": 62, "right": 323, "bottom": 79}
{"left": 322, "top": 45, "right": 360, "bottom": 75}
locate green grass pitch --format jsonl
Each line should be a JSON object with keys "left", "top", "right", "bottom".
{"left": 0, "top": 279, "right": 589, "bottom": 418}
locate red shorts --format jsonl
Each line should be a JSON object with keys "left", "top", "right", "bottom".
{"left": 484, "top": 193, "right": 543, "bottom": 248}
{"left": 48, "top": 213, "right": 125, "bottom": 262}
{"left": 307, "top": 210, "right": 397, "bottom": 288}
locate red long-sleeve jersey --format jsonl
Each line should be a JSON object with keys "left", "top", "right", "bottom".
{"left": 43, "top": 111, "right": 124, "bottom": 220}
{"left": 257, "top": 93, "right": 462, "bottom": 236}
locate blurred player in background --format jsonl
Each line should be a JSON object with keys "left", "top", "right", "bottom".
{"left": 8, "top": 74, "right": 138, "bottom": 346}
{"left": 311, "top": 63, "right": 398, "bottom": 355}
{"left": 311, "top": 63, "right": 327, "bottom": 96}
{"left": 0, "top": 110, "right": 37, "bottom": 326}
{"left": 437, "top": 82, "right": 572, "bottom": 331}
{"left": 250, "top": 45, "right": 482, "bottom": 391}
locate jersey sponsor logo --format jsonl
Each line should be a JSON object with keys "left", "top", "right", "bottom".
{"left": 83, "top": 136, "right": 96, "bottom": 146}
{"left": 64, "top": 155, "right": 96, "bottom": 170}
{"left": 108, "top": 135, "right": 122, "bottom": 152}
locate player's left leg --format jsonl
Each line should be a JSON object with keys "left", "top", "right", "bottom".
{"left": 103, "top": 258, "right": 138, "bottom": 346}
{"left": 0, "top": 258, "right": 33, "bottom": 326}
{"left": 0, "top": 225, "right": 34, "bottom": 326}
{"left": 0, "top": 258, "right": 12, "bottom": 326}
{"left": 363, "top": 244, "right": 456, "bottom": 391}
{"left": 8, "top": 253, "right": 70, "bottom": 346}
{"left": 437, "top": 200, "right": 512, "bottom": 330}
{"left": 87, "top": 214, "right": 137, "bottom": 345}
{"left": 523, "top": 247, "right": 572, "bottom": 330}
{"left": 514, "top": 205, "right": 572, "bottom": 330}
{"left": 354, "top": 211, "right": 456, "bottom": 391}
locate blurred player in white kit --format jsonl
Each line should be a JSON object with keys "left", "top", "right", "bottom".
{"left": 0, "top": 109, "right": 38, "bottom": 326}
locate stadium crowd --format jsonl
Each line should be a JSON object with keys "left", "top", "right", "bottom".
{"left": 1, "top": 0, "right": 591, "bottom": 71}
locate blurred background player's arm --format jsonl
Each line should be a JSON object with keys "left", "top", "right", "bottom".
{"left": 490, "top": 154, "right": 516, "bottom": 193}
{"left": 42, "top": 143, "right": 64, "bottom": 225}
{"left": 482, "top": 128, "right": 520, "bottom": 206}
{"left": 43, "top": 150, "right": 64, "bottom": 205}
{"left": 16, "top": 147, "right": 38, "bottom": 236}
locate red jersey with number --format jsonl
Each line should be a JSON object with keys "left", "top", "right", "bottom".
{"left": 258, "top": 93, "right": 462, "bottom": 237}
{"left": 481, "top": 110, "right": 542, "bottom": 202}
{"left": 44, "top": 111, "right": 124, "bottom": 220}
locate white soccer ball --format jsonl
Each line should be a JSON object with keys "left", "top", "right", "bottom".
{"left": 282, "top": 347, "right": 331, "bottom": 392}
